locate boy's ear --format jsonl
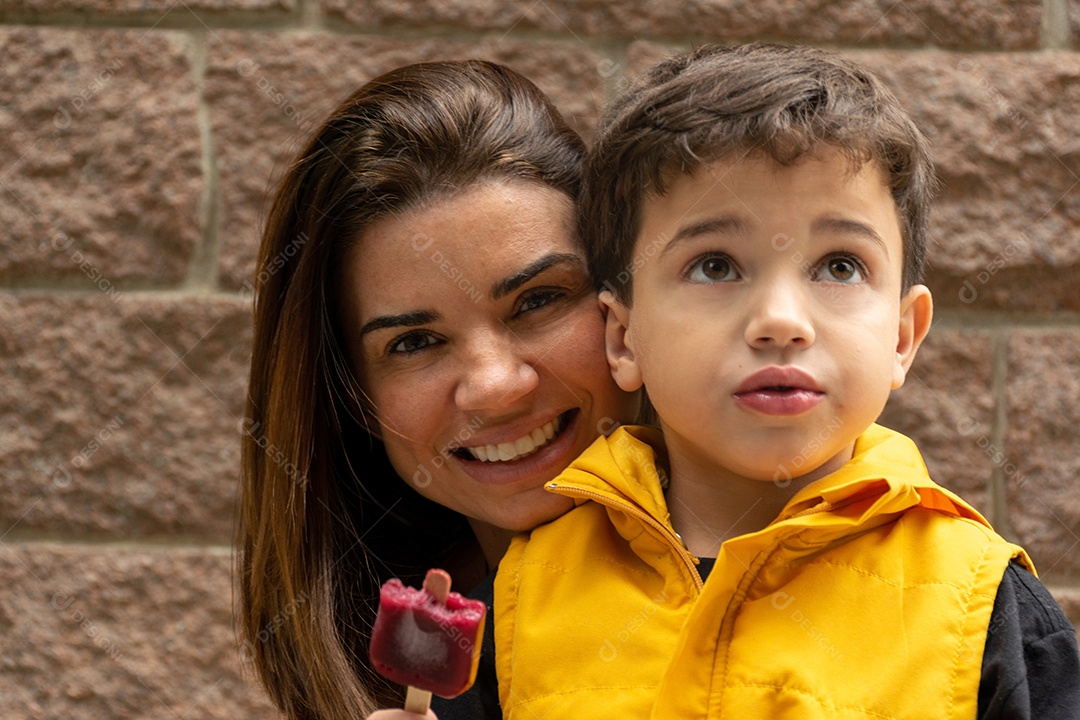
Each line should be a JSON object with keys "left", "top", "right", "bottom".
{"left": 599, "top": 290, "right": 644, "bottom": 393}
{"left": 892, "top": 284, "right": 933, "bottom": 389}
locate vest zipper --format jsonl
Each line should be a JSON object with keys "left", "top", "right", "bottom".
{"left": 547, "top": 483, "right": 704, "bottom": 592}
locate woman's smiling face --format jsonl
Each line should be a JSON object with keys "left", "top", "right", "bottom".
{"left": 341, "top": 180, "right": 635, "bottom": 533}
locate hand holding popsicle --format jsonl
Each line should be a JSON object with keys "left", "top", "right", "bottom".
{"left": 370, "top": 569, "right": 486, "bottom": 714}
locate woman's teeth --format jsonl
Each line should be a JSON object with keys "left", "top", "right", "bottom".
{"left": 465, "top": 415, "right": 562, "bottom": 463}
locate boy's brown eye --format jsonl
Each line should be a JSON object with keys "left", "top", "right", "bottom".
{"left": 703, "top": 258, "right": 731, "bottom": 278}
{"left": 687, "top": 254, "right": 738, "bottom": 283}
{"left": 830, "top": 259, "right": 855, "bottom": 279}
{"left": 819, "top": 255, "right": 865, "bottom": 283}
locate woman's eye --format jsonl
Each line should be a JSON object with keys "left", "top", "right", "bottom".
{"left": 816, "top": 254, "right": 866, "bottom": 283}
{"left": 388, "top": 332, "right": 440, "bottom": 355}
{"left": 516, "top": 288, "right": 566, "bottom": 315}
{"left": 686, "top": 254, "right": 739, "bottom": 283}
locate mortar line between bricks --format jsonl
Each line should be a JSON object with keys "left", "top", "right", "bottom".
{"left": 0, "top": 533, "right": 236, "bottom": 552}
{"left": 311, "top": 21, "right": 661, "bottom": 46}
{"left": 597, "top": 44, "right": 626, "bottom": 107}
{"left": 0, "top": 18, "right": 1052, "bottom": 50}
{"left": 3, "top": 285, "right": 1080, "bottom": 322}
{"left": 1042, "top": 0, "right": 1071, "bottom": 49}
{"left": 930, "top": 310, "right": 1080, "bottom": 330}
{"left": 298, "top": 0, "right": 322, "bottom": 30}
{"left": 0, "top": 9, "right": 303, "bottom": 31}
{"left": 258, "top": 20, "right": 1062, "bottom": 50}
{"left": 184, "top": 29, "right": 224, "bottom": 293}
{"left": 0, "top": 284, "right": 232, "bottom": 297}
{"left": 299, "top": 23, "right": 1054, "bottom": 50}
{"left": 988, "top": 330, "right": 1015, "bottom": 540}
{"left": 0, "top": 12, "right": 623, "bottom": 44}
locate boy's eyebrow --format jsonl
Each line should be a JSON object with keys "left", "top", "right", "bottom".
{"left": 360, "top": 310, "right": 439, "bottom": 337}
{"left": 491, "top": 252, "right": 583, "bottom": 300}
{"left": 812, "top": 217, "right": 889, "bottom": 256}
{"left": 663, "top": 217, "right": 749, "bottom": 253}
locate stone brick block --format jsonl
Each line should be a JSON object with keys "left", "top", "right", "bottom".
{"left": 877, "top": 330, "right": 995, "bottom": 514}
{"left": 855, "top": 51, "right": 1080, "bottom": 313}
{"left": 1004, "top": 331, "right": 1080, "bottom": 581}
{"left": 319, "top": 0, "right": 1041, "bottom": 49}
{"left": 0, "top": 543, "right": 276, "bottom": 719}
{"left": 205, "top": 32, "right": 606, "bottom": 289}
{"left": 0, "top": 293, "right": 251, "bottom": 541}
{"left": 1052, "top": 587, "right": 1080, "bottom": 632}
{"left": 0, "top": 28, "right": 202, "bottom": 287}
{"left": 622, "top": 40, "right": 680, "bottom": 86}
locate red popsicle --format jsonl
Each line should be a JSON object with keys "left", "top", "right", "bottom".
{"left": 370, "top": 569, "right": 486, "bottom": 712}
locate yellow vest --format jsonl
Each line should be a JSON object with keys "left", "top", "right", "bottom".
{"left": 494, "top": 424, "right": 1032, "bottom": 719}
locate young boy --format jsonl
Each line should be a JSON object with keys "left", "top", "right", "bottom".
{"left": 490, "top": 44, "right": 1080, "bottom": 719}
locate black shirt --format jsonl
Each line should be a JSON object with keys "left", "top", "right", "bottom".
{"left": 432, "top": 560, "right": 1080, "bottom": 719}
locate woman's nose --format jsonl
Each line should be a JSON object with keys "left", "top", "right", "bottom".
{"left": 454, "top": 334, "right": 540, "bottom": 412}
{"left": 744, "top": 281, "right": 816, "bottom": 350}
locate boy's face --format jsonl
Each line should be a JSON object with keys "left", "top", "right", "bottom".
{"left": 602, "top": 149, "right": 932, "bottom": 488}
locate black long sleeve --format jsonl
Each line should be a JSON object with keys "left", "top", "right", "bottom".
{"left": 978, "top": 561, "right": 1080, "bottom": 719}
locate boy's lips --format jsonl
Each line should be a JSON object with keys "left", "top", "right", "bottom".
{"left": 734, "top": 367, "right": 824, "bottom": 416}
{"left": 735, "top": 366, "right": 822, "bottom": 394}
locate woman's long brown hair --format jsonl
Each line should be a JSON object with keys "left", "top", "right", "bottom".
{"left": 237, "top": 60, "right": 585, "bottom": 718}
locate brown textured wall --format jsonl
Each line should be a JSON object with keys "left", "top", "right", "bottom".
{"left": 2, "top": 1, "right": 1078, "bottom": 717}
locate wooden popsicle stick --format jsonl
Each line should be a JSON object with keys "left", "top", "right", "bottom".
{"left": 423, "top": 568, "right": 451, "bottom": 603}
{"left": 401, "top": 569, "right": 453, "bottom": 715}
{"left": 404, "top": 685, "right": 433, "bottom": 714}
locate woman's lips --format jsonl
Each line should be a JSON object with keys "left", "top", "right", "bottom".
{"left": 734, "top": 366, "right": 824, "bottom": 416}
{"left": 463, "top": 414, "right": 564, "bottom": 462}
{"left": 450, "top": 409, "right": 582, "bottom": 485}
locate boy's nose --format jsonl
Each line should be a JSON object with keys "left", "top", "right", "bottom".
{"left": 454, "top": 332, "right": 539, "bottom": 412}
{"left": 744, "top": 282, "right": 816, "bottom": 350}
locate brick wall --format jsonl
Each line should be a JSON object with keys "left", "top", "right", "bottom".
{"left": 2, "top": 1, "right": 1078, "bottom": 717}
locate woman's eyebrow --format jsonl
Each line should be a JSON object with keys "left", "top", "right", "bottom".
{"left": 359, "top": 310, "right": 439, "bottom": 337}
{"left": 490, "top": 252, "right": 584, "bottom": 300}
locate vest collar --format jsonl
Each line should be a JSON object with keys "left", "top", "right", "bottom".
{"left": 545, "top": 423, "right": 1023, "bottom": 568}
{"left": 546, "top": 424, "right": 671, "bottom": 524}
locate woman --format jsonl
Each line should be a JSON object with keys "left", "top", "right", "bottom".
{"left": 237, "top": 59, "right": 636, "bottom": 719}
